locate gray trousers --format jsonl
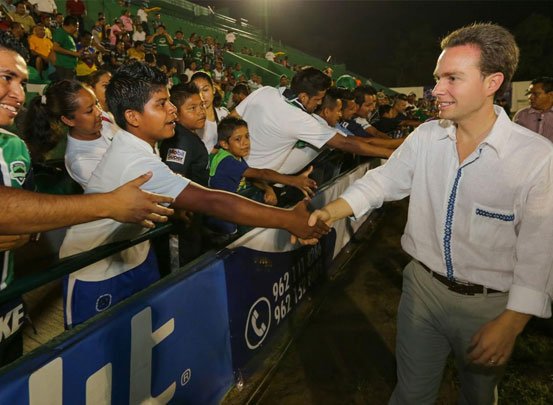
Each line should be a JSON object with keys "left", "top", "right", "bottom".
{"left": 389, "top": 260, "right": 508, "bottom": 405}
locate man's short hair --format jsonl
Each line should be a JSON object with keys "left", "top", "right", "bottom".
{"left": 170, "top": 82, "right": 200, "bottom": 109}
{"left": 217, "top": 116, "right": 248, "bottom": 143}
{"left": 106, "top": 61, "right": 169, "bottom": 129}
{"left": 531, "top": 77, "right": 553, "bottom": 94}
{"left": 63, "top": 15, "right": 79, "bottom": 27}
{"left": 0, "top": 30, "right": 28, "bottom": 60}
{"left": 232, "top": 83, "right": 250, "bottom": 96}
{"left": 315, "top": 87, "right": 341, "bottom": 114}
{"left": 440, "top": 23, "right": 519, "bottom": 96}
{"left": 353, "top": 85, "right": 377, "bottom": 106}
{"left": 290, "top": 67, "right": 331, "bottom": 97}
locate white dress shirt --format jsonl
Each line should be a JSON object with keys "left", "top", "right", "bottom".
{"left": 341, "top": 106, "right": 553, "bottom": 318}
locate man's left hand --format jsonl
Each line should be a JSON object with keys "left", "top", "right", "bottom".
{"left": 468, "top": 309, "right": 531, "bottom": 367}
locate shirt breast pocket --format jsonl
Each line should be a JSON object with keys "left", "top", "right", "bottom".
{"left": 469, "top": 204, "right": 516, "bottom": 250}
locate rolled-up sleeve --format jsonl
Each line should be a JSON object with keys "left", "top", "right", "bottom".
{"left": 507, "top": 157, "right": 553, "bottom": 318}
{"left": 341, "top": 129, "right": 420, "bottom": 220}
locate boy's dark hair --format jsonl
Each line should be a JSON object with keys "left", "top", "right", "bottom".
{"left": 353, "top": 85, "right": 377, "bottom": 106}
{"left": 144, "top": 53, "right": 156, "bottom": 64}
{"left": 217, "top": 116, "right": 248, "bottom": 143}
{"left": 290, "top": 67, "right": 331, "bottom": 97}
{"left": 531, "top": 77, "right": 553, "bottom": 94}
{"left": 440, "top": 23, "right": 519, "bottom": 96}
{"left": 0, "top": 30, "right": 28, "bottom": 60}
{"left": 232, "top": 83, "right": 249, "bottom": 96}
{"left": 170, "top": 82, "right": 200, "bottom": 108}
{"left": 63, "top": 15, "right": 79, "bottom": 26}
{"left": 315, "top": 87, "right": 341, "bottom": 114}
{"left": 106, "top": 61, "right": 169, "bottom": 129}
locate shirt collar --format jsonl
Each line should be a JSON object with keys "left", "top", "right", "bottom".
{"left": 437, "top": 105, "right": 511, "bottom": 158}
{"left": 526, "top": 105, "right": 553, "bottom": 114}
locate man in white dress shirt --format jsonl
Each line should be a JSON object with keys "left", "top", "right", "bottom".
{"left": 305, "top": 23, "right": 553, "bottom": 404}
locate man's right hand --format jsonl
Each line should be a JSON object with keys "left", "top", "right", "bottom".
{"left": 287, "top": 200, "right": 330, "bottom": 243}
{"left": 291, "top": 208, "right": 333, "bottom": 245}
{"left": 108, "top": 172, "right": 175, "bottom": 228}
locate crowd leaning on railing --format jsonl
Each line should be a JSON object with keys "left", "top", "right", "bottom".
{"left": 0, "top": 1, "right": 552, "bottom": 373}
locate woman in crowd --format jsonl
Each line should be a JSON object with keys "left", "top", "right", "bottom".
{"left": 23, "top": 80, "right": 114, "bottom": 188}
{"left": 190, "top": 71, "right": 229, "bottom": 153}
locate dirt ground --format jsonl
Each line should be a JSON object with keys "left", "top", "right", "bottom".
{"left": 252, "top": 200, "right": 553, "bottom": 404}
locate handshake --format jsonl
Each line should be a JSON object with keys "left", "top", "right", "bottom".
{"left": 286, "top": 200, "right": 336, "bottom": 245}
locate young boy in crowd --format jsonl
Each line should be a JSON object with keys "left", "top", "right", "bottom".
{"left": 60, "top": 61, "right": 328, "bottom": 328}
{"left": 159, "top": 83, "right": 208, "bottom": 264}
{"left": 207, "top": 117, "right": 317, "bottom": 235}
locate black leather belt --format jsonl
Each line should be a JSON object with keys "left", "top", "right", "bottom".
{"left": 419, "top": 261, "right": 502, "bottom": 296}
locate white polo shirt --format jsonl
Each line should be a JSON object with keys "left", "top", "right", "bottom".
{"left": 60, "top": 128, "right": 189, "bottom": 282}
{"left": 236, "top": 86, "right": 336, "bottom": 173}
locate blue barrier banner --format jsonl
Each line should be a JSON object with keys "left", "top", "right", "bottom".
{"left": 224, "top": 230, "right": 336, "bottom": 369}
{"left": 0, "top": 259, "right": 233, "bottom": 405}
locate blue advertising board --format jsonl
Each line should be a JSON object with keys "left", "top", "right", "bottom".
{"left": 0, "top": 259, "right": 234, "bottom": 405}
{"left": 224, "top": 230, "right": 337, "bottom": 370}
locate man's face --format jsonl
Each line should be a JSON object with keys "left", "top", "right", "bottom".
{"left": 300, "top": 90, "right": 326, "bottom": 114}
{"left": 16, "top": 3, "right": 25, "bottom": 15}
{"left": 394, "top": 99, "right": 408, "bottom": 113}
{"left": 66, "top": 23, "right": 79, "bottom": 35}
{"left": 35, "top": 25, "right": 46, "bottom": 38}
{"left": 221, "top": 126, "right": 250, "bottom": 159}
{"left": 131, "top": 87, "right": 177, "bottom": 145}
{"left": 322, "top": 99, "right": 342, "bottom": 127}
{"left": 527, "top": 83, "right": 553, "bottom": 112}
{"left": 11, "top": 24, "right": 24, "bottom": 39}
{"left": 279, "top": 76, "right": 288, "bottom": 87}
{"left": 432, "top": 44, "right": 499, "bottom": 123}
{"left": 341, "top": 99, "right": 358, "bottom": 121}
{"left": 232, "top": 92, "right": 246, "bottom": 106}
{"left": 176, "top": 94, "right": 206, "bottom": 130}
{"left": 0, "top": 50, "right": 28, "bottom": 127}
{"left": 356, "top": 94, "right": 376, "bottom": 118}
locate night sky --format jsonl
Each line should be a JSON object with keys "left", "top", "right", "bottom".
{"left": 197, "top": 0, "right": 553, "bottom": 87}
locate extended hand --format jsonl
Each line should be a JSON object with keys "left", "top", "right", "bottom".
{"left": 0, "top": 234, "right": 30, "bottom": 251}
{"left": 109, "top": 172, "right": 175, "bottom": 228}
{"left": 291, "top": 166, "right": 317, "bottom": 197}
{"left": 287, "top": 200, "right": 329, "bottom": 242}
{"left": 468, "top": 310, "right": 531, "bottom": 367}
{"left": 263, "top": 187, "right": 278, "bottom": 206}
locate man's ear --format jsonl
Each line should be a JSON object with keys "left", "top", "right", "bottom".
{"left": 485, "top": 72, "right": 504, "bottom": 96}
{"left": 60, "top": 115, "right": 75, "bottom": 128}
{"left": 297, "top": 92, "right": 309, "bottom": 106}
{"left": 124, "top": 109, "right": 140, "bottom": 128}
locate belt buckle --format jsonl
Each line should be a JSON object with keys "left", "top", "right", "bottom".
{"left": 447, "top": 283, "right": 476, "bottom": 296}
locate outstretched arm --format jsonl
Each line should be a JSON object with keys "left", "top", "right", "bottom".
{"left": 0, "top": 172, "right": 174, "bottom": 234}
{"left": 173, "top": 182, "right": 329, "bottom": 240}
{"left": 244, "top": 165, "right": 317, "bottom": 197}
{"left": 326, "top": 133, "right": 393, "bottom": 158}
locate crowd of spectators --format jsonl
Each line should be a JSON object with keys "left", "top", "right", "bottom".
{"left": 1, "top": 1, "right": 551, "bottom": 371}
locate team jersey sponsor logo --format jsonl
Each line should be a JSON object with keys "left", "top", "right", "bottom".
{"left": 166, "top": 148, "right": 186, "bottom": 164}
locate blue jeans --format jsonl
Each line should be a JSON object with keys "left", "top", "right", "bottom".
{"left": 389, "top": 260, "right": 508, "bottom": 405}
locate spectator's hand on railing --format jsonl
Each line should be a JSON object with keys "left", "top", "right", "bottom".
{"left": 0, "top": 234, "right": 30, "bottom": 251}
{"left": 287, "top": 200, "right": 329, "bottom": 244}
{"left": 108, "top": 172, "right": 174, "bottom": 228}
{"left": 290, "top": 165, "right": 317, "bottom": 198}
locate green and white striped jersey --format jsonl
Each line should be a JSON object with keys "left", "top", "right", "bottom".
{"left": 0, "top": 129, "right": 32, "bottom": 290}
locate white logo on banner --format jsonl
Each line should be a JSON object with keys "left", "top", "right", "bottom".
{"left": 245, "top": 297, "right": 271, "bottom": 350}
{"left": 27, "top": 307, "right": 176, "bottom": 404}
